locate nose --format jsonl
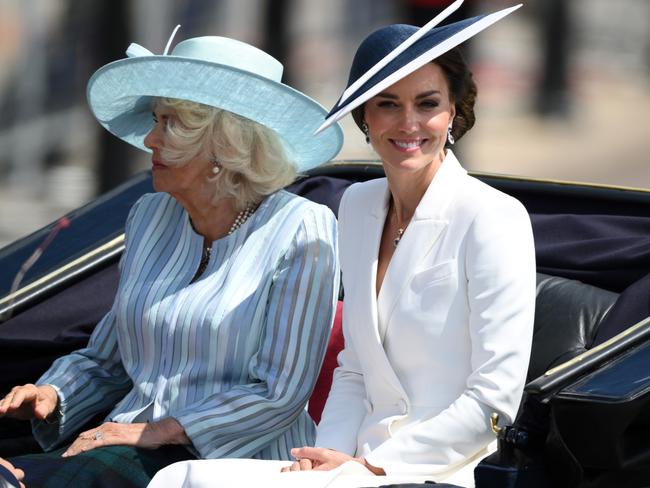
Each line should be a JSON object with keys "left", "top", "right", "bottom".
{"left": 397, "top": 106, "right": 419, "bottom": 133}
{"left": 144, "top": 123, "right": 162, "bottom": 151}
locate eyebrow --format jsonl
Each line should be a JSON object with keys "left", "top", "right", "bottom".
{"left": 375, "top": 90, "right": 442, "bottom": 100}
{"left": 416, "top": 90, "right": 441, "bottom": 99}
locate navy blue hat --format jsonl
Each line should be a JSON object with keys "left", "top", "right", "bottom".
{"left": 315, "top": 2, "right": 521, "bottom": 134}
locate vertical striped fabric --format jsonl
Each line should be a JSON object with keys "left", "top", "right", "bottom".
{"left": 33, "top": 189, "right": 339, "bottom": 460}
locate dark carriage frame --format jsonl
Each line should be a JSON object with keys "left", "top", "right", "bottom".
{"left": 1, "top": 162, "right": 650, "bottom": 487}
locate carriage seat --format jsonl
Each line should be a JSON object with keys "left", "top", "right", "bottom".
{"left": 527, "top": 273, "right": 618, "bottom": 382}
{"left": 308, "top": 273, "right": 619, "bottom": 423}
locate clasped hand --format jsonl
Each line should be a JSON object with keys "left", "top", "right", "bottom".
{"left": 280, "top": 447, "right": 385, "bottom": 475}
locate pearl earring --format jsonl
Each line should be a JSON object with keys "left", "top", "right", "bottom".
{"left": 211, "top": 158, "right": 221, "bottom": 175}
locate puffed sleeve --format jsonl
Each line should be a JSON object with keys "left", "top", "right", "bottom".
{"left": 364, "top": 196, "right": 536, "bottom": 476}
{"left": 315, "top": 185, "right": 368, "bottom": 454}
{"left": 30, "top": 196, "right": 150, "bottom": 450}
{"left": 172, "top": 205, "right": 339, "bottom": 459}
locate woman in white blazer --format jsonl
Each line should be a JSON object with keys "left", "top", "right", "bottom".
{"left": 292, "top": 9, "right": 536, "bottom": 487}
{"left": 148, "top": 4, "right": 535, "bottom": 488}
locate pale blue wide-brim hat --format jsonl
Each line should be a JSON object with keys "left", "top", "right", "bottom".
{"left": 87, "top": 30, "right": 343, "bottom": 172}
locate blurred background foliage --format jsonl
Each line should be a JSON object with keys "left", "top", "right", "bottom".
{"left": 0, "top": 0, "right": 648, "bottom": 246}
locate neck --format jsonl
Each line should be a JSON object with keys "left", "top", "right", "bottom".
{"left": 385, "top": 150, "right": 446, "bottom": 224}
{"left": 174, "top": 191, "right": 239, "bottom": 242}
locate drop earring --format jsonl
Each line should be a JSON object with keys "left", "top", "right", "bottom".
{"left": 447, "top": 125, "right": 455, "bottom": 145}
{"left": 361, "top": 122, "right": 370, "bottom": 144}
{"left": 211, "top": 158, "right": 221, "bottom": 175}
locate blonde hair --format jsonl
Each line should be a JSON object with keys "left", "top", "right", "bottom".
{"left": 155, "top": 97, "right": 296, "bottom": 210}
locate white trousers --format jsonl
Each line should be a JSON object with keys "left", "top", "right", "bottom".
{"left": 147, "top": 456, "right": 479, "bottom": 488}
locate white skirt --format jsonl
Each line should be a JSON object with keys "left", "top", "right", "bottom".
{"left": 146, "top": 453, "right": 482, "bottom": 488}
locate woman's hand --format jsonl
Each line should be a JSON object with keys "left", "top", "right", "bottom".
{"left": 0, "top": 456, "right": 25, "bottom": 488}
{"left": 280, "top": 447, "right": 385, "bottom": 475}
{"left": 62, "top": 417, "right": 190, "bottom": 457}
{"left": 0, "top": 384, "right": 58, "bottom": 421}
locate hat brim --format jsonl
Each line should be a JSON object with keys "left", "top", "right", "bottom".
{"left": 87, "top": 56, "right": 343, "bottom": 172}
{"left": 316, "top": 4, "right": 521, "bottom": 134}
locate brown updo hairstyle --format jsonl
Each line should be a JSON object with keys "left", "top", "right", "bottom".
{"left": 352, "top": 47, "right": 477, "bottom": 145}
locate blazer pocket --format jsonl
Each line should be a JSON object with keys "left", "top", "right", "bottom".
{"left": 410, "top": 260, "right": 456, "bottom": 291}
{"left": 405, "top": 260, "right": 459, "bottom": 331}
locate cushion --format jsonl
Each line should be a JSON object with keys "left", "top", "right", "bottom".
{"left": 308, "top": 301, "right": 344, "bottom": 424}
{"left": 528, "top": 273, "right": 618, "bottom": 382}
{"left": 592, "top": 272, "right": 650, "bottom": 347}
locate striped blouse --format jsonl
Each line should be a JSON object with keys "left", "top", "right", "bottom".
{"left": 33, "top": 189, "right": 339, "bottom": 460}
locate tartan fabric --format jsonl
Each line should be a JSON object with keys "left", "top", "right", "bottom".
{"left": 9, "top": 445, "right": 195, "bottom": 488}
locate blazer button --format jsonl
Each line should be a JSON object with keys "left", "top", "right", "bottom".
{"left": 397, "top": 399, "right": 408, "bottom": 415}
{"left": 363, "top": 399, "right": 373, "bottom": 413}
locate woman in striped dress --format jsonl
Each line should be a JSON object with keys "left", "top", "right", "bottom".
{"left": 0, "top": 33, "right": 343, "bottom": 487}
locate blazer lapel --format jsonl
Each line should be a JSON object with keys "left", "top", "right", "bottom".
{"left": 345, "top": 180, "right": 409, "bottom": 400}
{"left": 357, "top": 197, "right": 385, "bottom": 347}
{"left": 377, "top": 151, "right": 466, "bottom": 329}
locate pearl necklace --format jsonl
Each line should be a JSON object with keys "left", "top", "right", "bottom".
{"left": 204, "top": 204, "right": 256, "bottom": 263}
{"left": 228, "top": 203, "right": 256, "bottom": 235}
{"left": 191, "top": 203, "right": 256, "bottom": 283}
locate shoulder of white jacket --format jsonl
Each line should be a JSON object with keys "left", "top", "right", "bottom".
{"left": 461, "top": 175, "right": 528, "bottom": 214}
{"left": 341, "top": 178, "right": 387, "bottom": 213}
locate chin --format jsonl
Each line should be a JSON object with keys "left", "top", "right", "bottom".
{"left": 384, "top": 155, "right": 433, "bottom": 172}
{"left": 151, "top": 177, "right": 170, "bottom": 193}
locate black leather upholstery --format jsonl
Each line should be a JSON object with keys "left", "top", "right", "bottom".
{"left": 592, "top": 273, "right": 650, "bottom": 347}
{"left": 528, "top": 273, "right": 618, "bottom": 382}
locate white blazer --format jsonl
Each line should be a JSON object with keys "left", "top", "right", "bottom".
{"left": 316, "top": 151, "right": 536, "bottom": 478}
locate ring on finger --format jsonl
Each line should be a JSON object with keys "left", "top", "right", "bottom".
{"left": 95, "top": 431, "right": 103, "bottom": 441}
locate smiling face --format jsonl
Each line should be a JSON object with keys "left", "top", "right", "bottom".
{"left": 363, "top": 62, "right": 455, "bottom": 178}
{"left": 143, "top": 104, "right": 213, "bottom": 199}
